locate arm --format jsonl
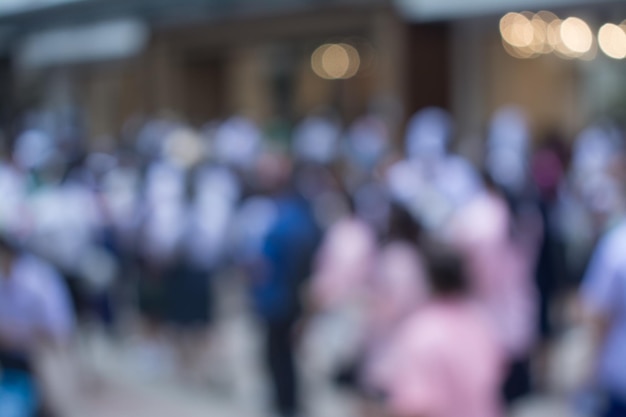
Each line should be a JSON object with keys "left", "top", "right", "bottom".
{"left": 579, "top": 237, "right": 619, "bottom": 385}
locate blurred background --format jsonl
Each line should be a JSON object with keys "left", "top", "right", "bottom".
{"left": 0, "top": 0, "right": 626, "bottom": 416}
{"left": 2, "top": 0, "right": 626, "bottom": 143}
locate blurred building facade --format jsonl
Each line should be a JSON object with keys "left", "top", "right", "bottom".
{"left": 0, "top": 0, "right": 410, "bottom": 145}
{"left": 0, "top": 0, "right": 624, "bottom": 147}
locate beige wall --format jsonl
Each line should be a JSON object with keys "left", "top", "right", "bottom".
{"left": 485, "top": 36, "right": 581, "bottom": 138}
{"left": 148, "top": 5, "right": 403, "bottom": 127}
{"left": 224, "top": 46, "right": 272, "bottom": 123}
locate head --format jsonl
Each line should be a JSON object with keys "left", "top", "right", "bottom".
{"left": 292, "top": 115, "right": 340, "bottom": 165}
{"left": 387, "top": 202, "right": 422, "bottom": 244}
{"left": 405, "top": 107, "right": 453, "bottom": 160}
{"left": 254, "top": 151, "right": 293, "bottom": 195}
{"left": 422, "top": 240, "right": 469, "bottom": 298}
{"left": 572, "top": 124, "right": 626, "bottom": 220}
{"left": 486, "top": 106, "right": 530, "bottom": 195}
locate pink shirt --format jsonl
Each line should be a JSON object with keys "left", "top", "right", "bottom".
{"left": 310, "top": 217, "right": 377, "bottom": 309}
{"left": 446, "top": 192, "right": 538, "bottom": 358}
{"left": 361, "top": 241, "right": 428, "bottom": 391}
{"left": 374, "top": 300, "right": 504, "bottom": 417}
{"left": 365, "top": 241, "right": 428, "bottom": 349}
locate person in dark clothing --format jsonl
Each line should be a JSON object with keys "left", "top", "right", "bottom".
{"left": 251, "top": 162, "right": 321, "bottom": 417}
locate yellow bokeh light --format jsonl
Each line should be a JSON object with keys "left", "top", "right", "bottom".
{"left": 530, "top": 16, "right": 551, "bottom": 53}
{"left": 547, "top": 19, "right": 574, "bottom": 58}
{"left": 322, "top": 44, "right": 350, "bottom": 79}
{"left": 311, "top": 43, "right": 360, "bottom": 80}
{"left": 500, "top": 12, "right": 534, "bottom": 48}
{"left": 311, "top": 43, "right": 331, "bottom": 79}
{"left": 560, "top": 17, "right": 593, "bottom": 55}
{"left": 500, "top": 11, "right": 598, "bottom": 60}
{"left": 546, "top": 19, "right": 561, "bottom": 47}
{"left": 339, "top": 43, "right": 361, "bottom": 78}
{"left": 598, "top": 23, "right": 626, "bottom": 59}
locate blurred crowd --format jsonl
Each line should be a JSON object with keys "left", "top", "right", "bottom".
{"left": 0, "top": 105, "right": 625, "bottom": 417}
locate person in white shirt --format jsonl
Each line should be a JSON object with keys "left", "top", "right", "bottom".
{"left": 0, "top": 236, "right": 74, "bottom": 355}
{"left": 0, "top": 235, "right": 75, "bottom": 417}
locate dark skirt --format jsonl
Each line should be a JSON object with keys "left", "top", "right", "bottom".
{"left": 604, "top": 394, "right": 626, "bottom": 417}
{"left": 164, "top": 264, "right": 213, "bottom": 328}
{"left": 137, "top": 272, "right": 167, "bottom": 322}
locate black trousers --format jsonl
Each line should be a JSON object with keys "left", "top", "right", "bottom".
{"left": 264, "top": 318, "right": 298, "bottom": 417}
{"left": 502, "top": 357, "right": 532, "bottom": 405}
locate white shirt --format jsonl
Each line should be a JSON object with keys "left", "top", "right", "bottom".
{"left": 102, "top": 166, "right": 142, "bottom": 238}
{"left": 28, "top": 183, "right": 101, "bottom": 273}
{"left": 581, "top": 219, "right": 626, "bottom": 398}
{"left": 0, "top": 255, "right": 75, "bottom": 346}
{"left": 141, "top": 162, "right": 186, "bottom": 262}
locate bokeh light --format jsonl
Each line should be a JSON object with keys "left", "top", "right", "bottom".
{"left": 340, "top": 43, "right": 361, "bottom": 78}
{"left": 322, "top": 44, "right": 350, "bottom": 79}
{"left": 500, "top": 12, "right": 534, "bottom": 48}
{"left": 501, "top": 11, "right": 602, "bottom": 60}
{"left": 560, "top": 17, "right": 593, "bottom": 55}
{"left": 311, "top": 43, "right": 331, "bottom": 78}
{"left": 547, "top": 19, "right": 575, "bottom": 58}
{"left": 598, "top": 23, "right": 626, "bottom": 59}
{"left": 529, "top": 16, "right": 550, "bottom": 54}
{"left": 311, "top": 43, "right": 361, "bottom": 80}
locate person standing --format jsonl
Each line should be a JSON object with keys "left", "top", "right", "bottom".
{"left": 574, "top": 124, "right": 626, "bottom": 417}
{"left": 376, "top": 243, "right": 504, "bottom": 417}
{"left": 580, "top": 217, "right": 626, "bottom": 417}
{"left": 251, "top": 160, "right": 321, "bottom": 417}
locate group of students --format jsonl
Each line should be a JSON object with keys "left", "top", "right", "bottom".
{"left": 0, "top": 105, "right": 624, "bottom": 417}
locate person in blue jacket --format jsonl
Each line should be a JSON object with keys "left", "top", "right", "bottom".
{"left": 251, "top": 160, "right": 321, "bottom": 417}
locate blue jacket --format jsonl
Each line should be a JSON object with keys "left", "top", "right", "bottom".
{"left": 252, "top": 192, "right": 320, "bottom": 322}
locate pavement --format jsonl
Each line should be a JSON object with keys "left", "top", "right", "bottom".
{"left": 39, "top": 279, "right": 592, "bottom": 417}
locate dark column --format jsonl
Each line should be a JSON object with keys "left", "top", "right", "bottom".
{"left": 405, "top": 22, "right": 450, "bottom": 116}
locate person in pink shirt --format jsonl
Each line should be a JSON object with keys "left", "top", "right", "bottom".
{"left": 362, "top": 204, "right": 429, "bottom": 389}
{"left": 305, "top": 210, "right": 377, "bottom": 393}
{"left": 375, "top": 242, "right": 505, "bottom": 417}
{"left": 445, "top": 180, "right": 540, "bottom": 404}
{"left": 308, "top": 203, "right": 427, "bottom": 400}
{"left": 309, "top": 215, "right": 377, "bottom": 311}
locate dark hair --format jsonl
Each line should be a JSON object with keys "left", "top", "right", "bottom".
{"left": 422, "top": 240, "right": 468, "bottom": 297}
{"left": 387, "top": 202, "right": 422, "bottom": 244}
